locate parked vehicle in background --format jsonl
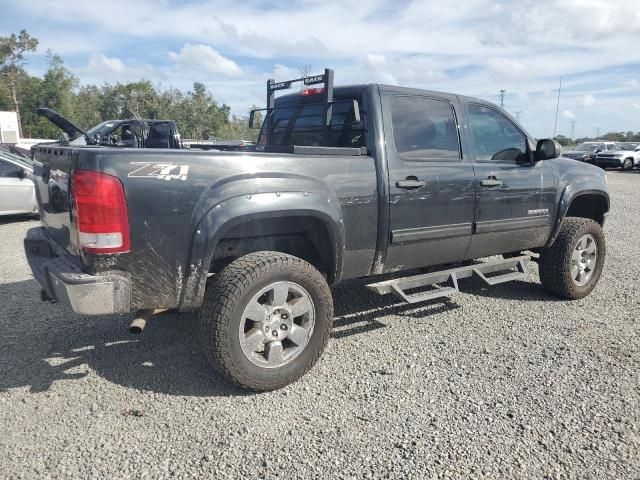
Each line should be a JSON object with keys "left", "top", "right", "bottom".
{"left": 24, "top": 69, "right": 609, "bottom": 391}
{"left": 37, "top": 108, "right": 183, "bottom": 149}
{"left": 0, "top": 148, "right": 37, "bottom": 216}
{"left": 595, "top": 142, "right": 640, "bottom": 170}
{"left": 562, "top": 141, "right": 616, "bottom": 163}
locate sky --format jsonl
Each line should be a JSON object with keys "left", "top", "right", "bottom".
{"left": 1, "top": 0, "right": 640, "bottom": 139}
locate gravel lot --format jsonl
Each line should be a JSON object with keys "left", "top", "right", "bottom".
{"left": 1, "top": 171, "right": 639, "bottom": 479}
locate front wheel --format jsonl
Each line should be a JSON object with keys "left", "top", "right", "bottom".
{"left": 197, "top": 251, "right": 333, "bottom": 391}
{"left": 538, "top": 217, "right": 605, "bottom": 299}
{"left": 622, "top": 158, "right": 633, "bottom": 171}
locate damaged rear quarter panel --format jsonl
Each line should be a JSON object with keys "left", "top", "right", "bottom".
{"left": 83, "top": 149, "right": 378, "bottom": 311}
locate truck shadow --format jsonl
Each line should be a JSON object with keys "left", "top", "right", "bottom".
{"left": 1, "top": 273, "right": 556, "bottom": 398}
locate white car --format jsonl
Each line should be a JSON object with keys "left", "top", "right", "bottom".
{"left": 0, "top": 150, "right": 38, "bottom": 216}
{"left": 595, "top": 142, "right": 640, "bottom": 170}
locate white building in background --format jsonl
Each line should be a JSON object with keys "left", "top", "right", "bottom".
{"left": 0, "top": 111, "right": 19, "bottom": 144}
{"left": 1, "top": 111, "right": 52, "bottom": 149}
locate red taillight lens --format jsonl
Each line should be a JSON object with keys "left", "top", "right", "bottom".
{"left": 71, "top": 169, "right": 130, "bottom": 254}
{"left": 300, "top": 87, "right": 325, "bottom": 96}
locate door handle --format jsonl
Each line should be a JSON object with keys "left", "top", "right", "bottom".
{"left": 396, "top": 177, "right": 426, "bottom": 189}
{"left": 480, "top": 176, "right": 503, "bottom": 187}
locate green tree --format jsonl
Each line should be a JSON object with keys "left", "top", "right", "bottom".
{"left": 0, "top": 30, "right": 39, "bottom": 136}
{"left": 553, "top": 135, "right": 572, "bottom": 147}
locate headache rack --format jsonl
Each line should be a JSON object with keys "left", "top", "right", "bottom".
{"left": 249, "top": 68, "right": 364, "bottom": 155}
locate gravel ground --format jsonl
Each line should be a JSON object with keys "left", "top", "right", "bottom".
{"left": 1, "top": 171, "right": 639, "bottom": 480}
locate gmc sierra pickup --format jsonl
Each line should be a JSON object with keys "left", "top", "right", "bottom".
{"left": 25, "top": 69, "right": 609, "bottom": 391}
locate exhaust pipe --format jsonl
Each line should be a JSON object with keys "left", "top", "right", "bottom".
{"left": 129, "top": 309, "right": 160, "bottom": 334}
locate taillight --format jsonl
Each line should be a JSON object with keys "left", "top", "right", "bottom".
{"left": 300, "top": 87, "right": 325, "bottom": 96}
{"left": 71, "top": 169, "right": 130, "bottom": 254}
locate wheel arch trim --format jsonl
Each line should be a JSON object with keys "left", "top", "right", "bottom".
{"left": 546, "top": 182, "right": 609, "bottom": 247}
{"left": 178, "top": 191, "right": 345, "bottom": 310}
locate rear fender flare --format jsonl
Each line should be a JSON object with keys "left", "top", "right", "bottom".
{"left": 179, "top": 189, "right": 345, "bottom": 310}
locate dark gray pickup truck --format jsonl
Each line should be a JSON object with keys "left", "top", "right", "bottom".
{"left": 25, "top": 69, "right": 609, "bottom": 390}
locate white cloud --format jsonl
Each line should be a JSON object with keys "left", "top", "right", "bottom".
{"left": 487, "top": 57, "right": 527, "bottom": 79}
{"left": 581, "top": 94, "right": 596, "bottom": 107}
{"left": 562, "top": 110, "right": 576, "bottom": 120}
{"left": 168, "top": 43, "right": 242, "bottom": 78}
{"left": 87, "top": 53, "right": 126, "bottom": 76}
{"left": 77, "top": 53, "right": 156, "bottom": 81}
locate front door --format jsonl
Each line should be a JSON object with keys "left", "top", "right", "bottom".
{"left": 383, "top": 92, "right": 475, "bottom": 272}
{"left": 0, "top": 159, "right": 34, "bottom": 215}
{"left": 462, "top": 102, "right": 556, "bottom": 258}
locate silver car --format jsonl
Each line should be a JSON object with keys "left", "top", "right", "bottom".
{"left": 0, "top": 150, "right": 38, "bottom": 216}
{"left": 595, "top": 142, "right": 640, "bottom": 170}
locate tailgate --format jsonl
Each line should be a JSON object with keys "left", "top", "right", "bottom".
{"left": 32, "top": 145, "right": 79, "bottom": 255}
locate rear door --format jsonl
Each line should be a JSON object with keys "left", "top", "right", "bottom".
{"left": 382, "top": 91, "right": 475, "bottom": 271}
{"left": 462, "top": 102, "right": 556, "bottom": 258}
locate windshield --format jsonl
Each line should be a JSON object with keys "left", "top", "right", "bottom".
{"left": 574, "top": 143, "right": 597, "bottom": 152}
{"left": 86, "top": 121, "right": 118, "bottom": 136}
{"left": 259, "top": 96, "right": 365, "bottom": 148}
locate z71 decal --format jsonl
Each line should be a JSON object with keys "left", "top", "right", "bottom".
{"left": 128, "top": 162, "right": 189, "bottom": 181}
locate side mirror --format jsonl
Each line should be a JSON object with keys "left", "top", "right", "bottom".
{"left": 536, "top": 139, "right": 561, "bottom": 160}
{"left": 17, "top": 169, "right": 27, "bottom": 180}
{"left": 93, "top": 132, "right": 103, "bottom": 145}
{"left": 58, "top": 132, "right": 70, "bottom": 143}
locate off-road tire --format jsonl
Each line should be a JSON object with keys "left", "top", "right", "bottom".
{"left": 197, "top": 251, "right": 333, "bottom": 391}
{"left": 539, "top": 217, "right": 605, "bottom": 299}
{"left": 622, "top": 158, "right": 633, "bottom": 171}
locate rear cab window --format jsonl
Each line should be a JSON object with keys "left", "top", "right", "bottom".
{"left": 259, "top": 93, "right": 365, "bottom": 148}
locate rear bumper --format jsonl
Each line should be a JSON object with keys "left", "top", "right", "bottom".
{"left": 24, "top": 227, "right": 131, "bottom": 315}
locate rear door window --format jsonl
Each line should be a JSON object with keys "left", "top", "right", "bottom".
{"left": 390, "top": 96, "right": 461, "bottom": 160}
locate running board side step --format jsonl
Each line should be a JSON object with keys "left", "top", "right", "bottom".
{"left": 366, "top": 256, "right": 529, "bottom": 304}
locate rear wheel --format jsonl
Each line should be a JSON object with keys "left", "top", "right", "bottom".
{"left": 622, "top": 158, "right": 633, "bottom": 171}
{"left": 538, "top": 217, "right": 605, "bottom": 299}
{"left": 198, "top": 251, "right": 333, "bottom": 391}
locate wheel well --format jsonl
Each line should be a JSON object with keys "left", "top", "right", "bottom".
{"left": 210, "top": 216, "right": 336, "bottom": 283}
{"left": 566, "top": 194, "right": 608, "bottom": 225}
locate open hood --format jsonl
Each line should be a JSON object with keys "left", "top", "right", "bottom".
{"left": 36, "top": 108, "right": 94, "bottom": 144}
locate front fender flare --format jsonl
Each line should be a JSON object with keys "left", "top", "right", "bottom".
{"left": 546, "top": 180, "right": 609, "bottom": 247}
{"left": 178, "top": 190, "right": 345, "bottom": 310}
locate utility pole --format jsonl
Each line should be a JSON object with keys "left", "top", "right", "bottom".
{"left": 499, "top": 89, "right": 506, "bottom": 108}
{"left": 514, "top": 111, "right": 523, "bottom": 122}
{"left": 596, "top": 127, "right": 601, "bottom": 138}
{"left": 570, "top": 120, "right": 576, "bottom": 140}
{"left": 553, "top": 77, "right": 562, "bottom": 137}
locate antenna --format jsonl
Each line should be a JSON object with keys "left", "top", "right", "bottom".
{"left": 499, "top": 89, "right": 506, "bottom": 108}
{"left": 553, "top": 77, "right": 562, "bottom": 137}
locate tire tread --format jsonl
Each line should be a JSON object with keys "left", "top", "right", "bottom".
{"left": 197, "top": 251, "right": 333, "bottom": 391}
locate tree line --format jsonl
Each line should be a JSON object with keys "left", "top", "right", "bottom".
{"left": 554, "top": 131, "right": 640, "bottom": 147}
{"left": 0, "top": 30, "right": 258, "bottom": 141}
